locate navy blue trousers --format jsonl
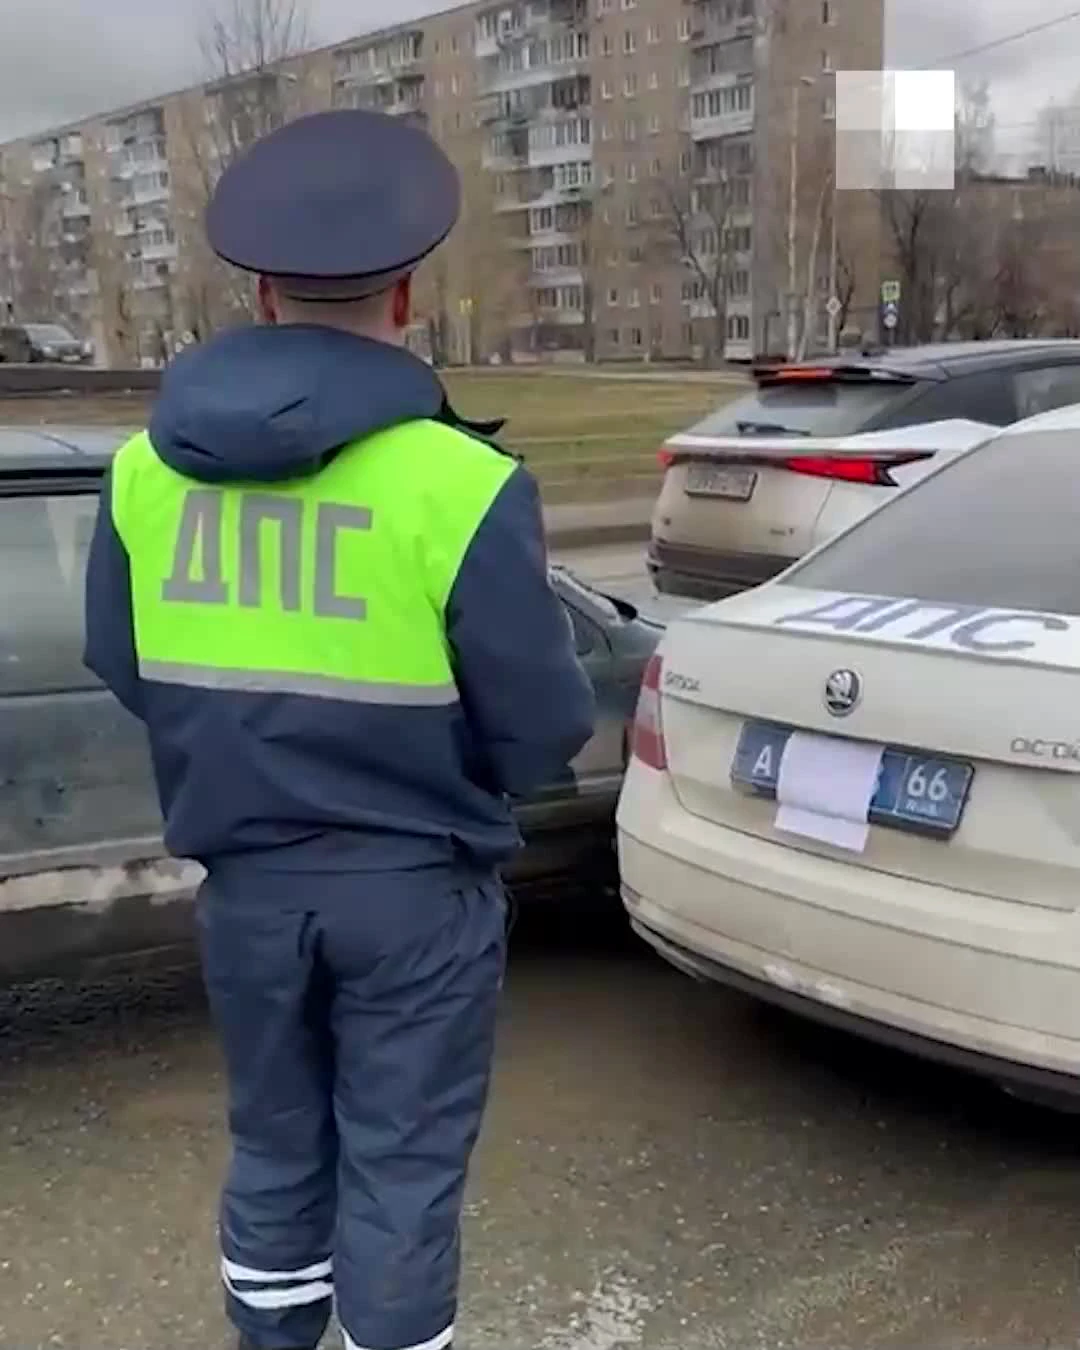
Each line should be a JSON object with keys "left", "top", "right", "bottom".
{"left": 196, "top": 868, "right": 507, "bottom": 1350}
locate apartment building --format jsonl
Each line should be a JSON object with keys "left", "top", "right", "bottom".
{"left": 0, "top": 0, "right": 884, "bottom": 366}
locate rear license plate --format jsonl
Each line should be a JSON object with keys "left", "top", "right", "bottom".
{"left": 731, "top": 721, "right": 974, "bottom": 838}
{"left": 685, "top": 464, "right": 757, "bottom": 500}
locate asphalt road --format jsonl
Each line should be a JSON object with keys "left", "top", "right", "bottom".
{"left": 2, "top": 548, "right": 1079, "bottom": 1350}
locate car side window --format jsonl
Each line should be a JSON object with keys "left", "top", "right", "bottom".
{"left": 0, "top": 492, "right": 100, "bottom": 695}
{"left": 881, "top": 369, "right": 1018, "bottom": 428}
{"left": 1013, "top": 364, "right": 1080, "bottom": 419}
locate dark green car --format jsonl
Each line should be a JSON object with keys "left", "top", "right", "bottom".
{"left": 0, "top": 427, "right": 662, "bottom": 983}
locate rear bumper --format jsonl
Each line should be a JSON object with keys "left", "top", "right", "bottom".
{"left": 647, "top": 539, "right": 793, "bottom": 601}
{"left": 627, "top": 909, "right": 1080, "bottom": 1099}
{"left": 617, "top": 768, "right": 1080, "bottom": 1085}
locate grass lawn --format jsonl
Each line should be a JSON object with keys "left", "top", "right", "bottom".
{"left": 0, "top": 370, "right": 741, "bottom": 502}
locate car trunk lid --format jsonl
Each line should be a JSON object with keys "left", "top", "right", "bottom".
{"left": 656, "top": 583, "right": 1080, "bottom": 912}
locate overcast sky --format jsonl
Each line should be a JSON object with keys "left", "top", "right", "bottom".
{"left": 1, "top": 0, "right": 1076, "bottom": 155}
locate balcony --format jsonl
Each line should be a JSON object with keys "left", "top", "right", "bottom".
{"left": 528, "top": 266, "right": 584, "bottom": 287}
{"left": 528, "top": 138, "right": 592, "bottom": 169}
{"left": 690, "top": 83, "right": 754, "bottom": 141}
{"left": 528, "top": 306, "right": 585, "bottom": 327}
{"left": 141, "top": 239, "right": 178, "bottom": 263}
{"left": 688, "top": 1, "right": 757, "bottom": 48}
{"left": 132, "top": 181, "right": 170, "bottom": 207}
{"left": 690, "top": 106, "right": 753, "bottom": 140}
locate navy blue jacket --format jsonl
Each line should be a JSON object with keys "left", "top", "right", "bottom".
{"left": 84, "top": 325, "right": 596, "bottom": 874}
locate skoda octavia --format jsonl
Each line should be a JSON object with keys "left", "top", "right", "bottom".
{"left": 619, "top": 400, "right": 1080, "bottom": 1099}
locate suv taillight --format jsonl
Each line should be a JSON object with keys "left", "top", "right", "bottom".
{"left": 631, "top": 653, "right": 667, "bottom": 770}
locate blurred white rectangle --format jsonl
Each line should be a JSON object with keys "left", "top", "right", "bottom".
{"left": 836, "top": 69, "right": 956, "bottom": 191}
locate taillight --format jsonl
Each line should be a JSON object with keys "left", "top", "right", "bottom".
{"left": 782, "top": 452, "right": 932, "bottom": 485}
{"left": 658, "top": 445, "right": 675, "bottom": 469}
{"left": 631, "top": 653, "right": 667, "bottom": 771}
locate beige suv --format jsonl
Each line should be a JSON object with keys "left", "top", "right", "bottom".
{"left": 648, "top": 340, "right": 1080, "bottom": 602}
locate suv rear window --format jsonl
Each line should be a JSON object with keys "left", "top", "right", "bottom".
{"left": 784, "top": 427, "right": 1080, "bottom": 615}
{"left": 692, "top": 376, "right": 918, "bottom": 438}
{"left": 0, "top": 491, "right": 99, "bottom": 693}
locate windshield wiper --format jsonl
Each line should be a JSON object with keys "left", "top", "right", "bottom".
{"left": 736, "top": 420, "right": 810, "bottom": 436}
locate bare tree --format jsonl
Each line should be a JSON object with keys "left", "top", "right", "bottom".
{"left": 650, "top": 170, "right": 732, "bottom": 365}
{"left": 177, "top": 0, "right": 316, "bottom": 328}
{"left": 9, "top": 179, "right": 57, "bottom": 322}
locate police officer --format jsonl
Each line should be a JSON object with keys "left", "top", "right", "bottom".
{"left": 83, "top": 109, "right": 596, "bottom": 1350}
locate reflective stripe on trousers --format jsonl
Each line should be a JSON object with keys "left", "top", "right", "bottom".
{"left": 222, "top": 1257, "right": 334, "bottom": 1311}
{"left": 200, "top": 870, "right": 506, "bottom": 1350}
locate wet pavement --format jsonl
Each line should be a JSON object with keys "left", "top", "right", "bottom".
{"left": 1, "top": 915, "right": 1080, "bottom": 1350}
{"left": 2, "top": 547, "right": 1080, "bottom": 1348}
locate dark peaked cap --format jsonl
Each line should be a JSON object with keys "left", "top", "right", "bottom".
{"left": 205, "top": 109, "right": 462, "bottom": 301}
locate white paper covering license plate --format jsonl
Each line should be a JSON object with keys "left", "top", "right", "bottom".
{"left": 684, "top": 464, "right": 758, "bottom": 500}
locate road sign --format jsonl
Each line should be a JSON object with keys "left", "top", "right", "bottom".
{"left": 881, "top": 280, "right": 901, "bottom": 303}
{"left": 883, "top": 310, "right": 899, "bottom": 330}
{"left": 825, "top": 296, "right": 842, "bottom": 319}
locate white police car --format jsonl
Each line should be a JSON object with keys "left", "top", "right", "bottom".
{"left": 618, "top": 401, "right": 1080, "bottom": 1100}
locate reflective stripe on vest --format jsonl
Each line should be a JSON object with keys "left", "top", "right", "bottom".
{"left": 109, "top": 421, "right": 517, "bottom": 704}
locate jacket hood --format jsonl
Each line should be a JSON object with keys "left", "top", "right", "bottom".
{"left": 147, "top": 324, "right": 449, "bottom": 483}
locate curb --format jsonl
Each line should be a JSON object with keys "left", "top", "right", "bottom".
{"left": 546, "top": 520, "right": 652, "bottom": 551}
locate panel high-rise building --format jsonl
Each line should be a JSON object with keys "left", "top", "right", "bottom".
{"left": 0, "top": 0, "right": 884, "bottom": 367}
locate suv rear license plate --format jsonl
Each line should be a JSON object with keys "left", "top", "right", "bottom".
{"left": 685, "top": 464, "right": 757, "bottom": 500}
{"left": 731, "top": 721, "right": 974, "bottom": 838}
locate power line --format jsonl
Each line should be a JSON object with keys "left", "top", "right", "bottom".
{"left": 933, "top": 6, "right": 1080, "bottom": 66}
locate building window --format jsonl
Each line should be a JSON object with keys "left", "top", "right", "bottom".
{"left": 629, "top": 327, "right": 644, "bottom": 347}
{"left": 822, "top": 49, "right": 833, "bottom": 72}
{"left": 679, "top": 149, "right": 692, "bottom": 174}
{"left": 607, "top": 248, "right": 620, "bottom": 265}
{"left": 601, "top": 79, "right": 613, "bottom": 99}
{"left": 622, "top": 0, "right": 638, "bottom": 8}
{"left": 651, "top": 282, "right": 663, "bottom": 304}
{"left": 626, "top": 162, "right": 638, "bottom": 182}
{"left": 678, "top": 16, "right": 692, "bottom": 40}
{"left": 728, "top": 314, "right": 750, "bottom": 341}
{"left": 647, "top": 23, "right": 661, "bottom": 43}
{"left": 601, "top": 121, "right": 614, "bottom": 140}
{"left": 624, "top": 118, "right": 639, "bottom": 141}
{"left": 597, "top": 0, "right": 612, "bottom": 11}
{"left": 822, "top": 0, "right": 835, "bottom": 22}
{"left": 626, "top": 202, "right": 639, "bottom": 225}
{"left": 649, "top": 197, "right": 664, "bottom": 219}
{"left": 678, "top": 65, "right": 690, "bottom": 86}
{"left": 608, "top": 328, "right": 621, "bottom": 345}
{"left": 623, "top": 29, "right": 637, "bottom": 53}
{"left": 824, "top": 95, "right": 836, "bottom": 120}
{"left": 648, "top": 70, "right": 660, "bottom": 89}
{"left": 603, "top": 163, "right": 616, "bottom": 185}
{"left": 451, "top": 74, "right": 461, "bottom": 94}
{"left": 628, "top": 244, "right": 644, "bottom": 263}
{"left": 608, "top": 287, "right": 620, "bottom": 305}
{"left": 648, "top": 115, "right": 662, "bottom": 135}
{"left": 624, "top": 72, "right": 638, "bottom": 97}
{"left": 601, "top": 33, "right": 613, "bottom": 55}
{"left": 649, "top": 156, "right": 662, "bottom": 177}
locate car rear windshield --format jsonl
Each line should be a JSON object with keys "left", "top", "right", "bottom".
{"left": 784, "top": 426, "right": 1080, "bottom": 615}
{"left": 690, "top": 376, "right": 917, "bottom": 438}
